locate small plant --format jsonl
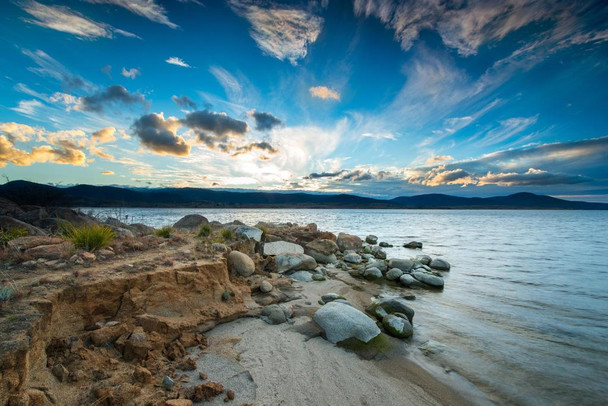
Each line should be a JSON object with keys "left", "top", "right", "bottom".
{"left": 154, "top": 226, "right": 173, "bottom": 238}
{"left": 220, "top": 228, "right": 235, "bottom": 242}
{"left": 0, "top": 227, "right": 28, "bottom": 247}
{"left": 258, "top": 226, "right": 268, "bottom": 241}
{"left": 61, "top": 223, "right": 115, "bottom": 252}
{"left": 197, "top": 224, "right": 212, "bottom": 238}
{"left": 0, "top": 286, "right": 15, "bottom": 302}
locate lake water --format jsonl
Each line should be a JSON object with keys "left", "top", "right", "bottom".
{"left": 83, "top": 208, "right": 608, "bottom": 405}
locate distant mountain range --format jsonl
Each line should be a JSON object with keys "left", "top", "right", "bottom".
{"left": 1, "top": 180, "right": 606, "bottom": 210}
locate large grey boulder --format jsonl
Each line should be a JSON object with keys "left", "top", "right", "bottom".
{"left": 385, "top": 268, "right": 404, "bottom": 281}
{"left": 363, "top": 267, "right": 383, "bottom": 280}
{"left": 227, "top": 251, "right": 255, "bottom": 277}
{"left": 0, "top": 216, "right": 46, "bottom": 236}
{"left": 275, "top": 253, "right": 317, "bottom": 274}
{"left": 430, "top": 258, "right": 451, "bottom": 271}
{"left": 416, "top": 255, "right": 432, "bottom": 265}
{"left": 399, "top": 274, "right": 426, "bottom": 288}
{"left": 371, "top": 297, "right": 415, "bottom": 324}
{"left": 412, "top": 271, "right": 444, "bottom": 288}
{"left": 261, "top": 304, "right": 293, "bottom": 325}
{"left": 173, "top": 214, "right": 208, "bottom": 230}
{"left": 365, "top": 235, "right": 378, "bottom": 245}
{"left": 337, "top": 233, "right": 362, "bottom": 252}
{"left": 263, "top": 241, "right": 303, "bottom": 256}
{"left": 313, "top": 301, "right": 381, "bottom": 344}
{"left": 383, "top": 314, "right": 413, "bottom": 338}
{"left": 289, "top": 271, "right": 314, "bottom": 282}
{"left": 366, "top": 260, "right": 388, "bottom": 273}
{"left": 344, "top": 252, "right": 362, "bottom": 264}
{"left": 305, "top": 239, "right": 339, "bottom": 264}
{"left": 388, "top": 258, "right": 414, "bottom": 272}
{"left": 235, "top": 226, "right": 263, "bottom": 242}
{"left": 0, "top": 197, "right": 25, "bottom": 218}
{"left": 370, "top": 246, "right": 387, "bottom": 259}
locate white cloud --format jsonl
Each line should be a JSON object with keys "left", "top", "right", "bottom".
{"left": 229, "top": 0, "right": 323, "bottom": 65}
{"left": 85, "top": 0, "right": 178, "bottom": 29}
{"left": 309, "top": 86, "right": 340, "bottom": 100}
{"left": 121, "top": 67, "right": 141, "bottom": 79}
{"left": 165, "top": 57, "right": 191, "bottom": 68}
{"left": 361, "top": 132, "right": 397, "bottom": 141}
{"left": 209, "top": 66, "right": 243, "bottom": 102}
{"left": 11, "top": 100, "right": 43, "bottom": 117}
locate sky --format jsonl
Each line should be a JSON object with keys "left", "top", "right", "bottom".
{"left": 1, "top": 0, "right": 607, "bottom": 201}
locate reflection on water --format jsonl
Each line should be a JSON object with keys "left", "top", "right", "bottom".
{"left": 83, "top": 208, "right": 608, "bottom": 405}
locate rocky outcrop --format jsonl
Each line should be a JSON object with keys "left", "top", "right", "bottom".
{"left": 0, "top": 216, "right": 46, "bottom": 236}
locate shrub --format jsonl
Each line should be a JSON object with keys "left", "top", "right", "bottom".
{"left": 0, "top": 227, "right": 28, "bottom": 247}
{"left": 0, "top": 286, "right": 15, "bottom": 302}
{"left": 197, "top": 224, "right": 212, "bottom": 238}
{"left": 154, "top": 226, "right": 173, "bottom": 238}
{"left": 220, "top": 228, "right": 235, "bottom": 242}
{"left": 62, "top": 223, "right": 115, "bottom": 252}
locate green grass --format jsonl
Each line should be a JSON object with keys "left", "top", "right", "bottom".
{"left": 154, "top": 226, "right": 173, "bottom": 238}
{"left": 220, "top": 228, "right": 235, "bottom": 242}
{"left": 0, "top": 227, "right": 28, "bottom": 247}
{"left": 61, "top": 223, "right": 115, "bottom": 252}
{"left": 197, "top": 224, "right": 212, "bottom": 238}
{"left": 0, "top": 286, "right": 15, "bottom": 302}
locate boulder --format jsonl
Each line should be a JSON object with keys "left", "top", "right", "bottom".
{"left": 363, "top": 267, "right": 383, "bottom": 280}
{"left": 399, "top": 274, "right": 426, "bottom": 288}
{"left": 7, "top": 236, "right": 63, "bottom": 251}
{"left": 261, "top": 304, "right": 293, "bottom": 325}
{"left": 313, "top": 301, "right": 381, "bottom": 344}
{"left": 259, "top": 280, "right": 273, "bottom": 293}
{"left": 305, "top": 239, "right": 339, "bottom": 264}
{"left": 289, "top": 271, "right": 314, "bottom": 282}
{"left": 227, "top": 251, "right": 255, "bottom": 277}
{"left": 382, "top": 314, "right": 413, "bottom": 338}
{"left": 0, "top": 216, "right": 46, "bottom": 236}
{"left": 430, "top": 258, "right": 451, "bottom": 271}
{"left": 365, "top": 235, "right": 378, "bottom": 245}
{"left": 25, "top": 241, "right": 73, "bottom": 260}
{"left": 321, "top": 293, "right": 345, "bottom": 304}
{"left": 337, "top": 233, "right": 362, "bottom": 252}
{"left": 366, "top": 260, "right": 388, "bottom": 273}
{"left": 235, "top": 226, "right": 263, "bottom": 242}
{"left": 263, "top": 241, "right": 304, "bottom": 256}
{"left": 412, "top": 271, "right": 444, "bottom": 288}
{"left": 416, "top": 255, "right": 432, "bottom": 265}
{"left": 344, "top": 252, "right": 362, "bottom": 264}
{"left": 370, "top": 246, "right": 387, "bottom": 259}
{"left": 45, "top": 208, "right": 97, "bottom": 227}
{"left": 275, "top": 253, "right": 317, "bottom": 274}
{"left": 129, "top": 223, "right": 154, "bottom": 236}
{"left": 379, "top": 242, "right": 392, "bottom": 248}
{"left": 385, "top": 268, "right": 404, "bottom": 281}
{"left": 372, "top": 297, "right": 415, "bottom": 323}
{"left": 0, "top": 197, "right": 25, "bottom": 217}
{"left": 173, "top": 214, "right": 209, "bottom": 230}
{"left": 403, "top": 241, "right": 423, "bottom": 249}
{"left": 388, "top": 258, "right": 414, "bottom": 272}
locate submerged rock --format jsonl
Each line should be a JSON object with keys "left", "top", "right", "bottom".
{"left": 313, "top": 301, "right": 381, "bottom": 344}
{"left": 430, "top": 258, "right": 451, "bottom": 271}
{"left": 365, "top": 235, "right": 378, "bottom": 245}
{"left": 227, "top": 251, "right": 255, "bottom": 277}
{"left": 416, "top": 255, "right": 432, "bottom": 265}
{"left": 382, "top": 314, "right": 413, "bottom": 338}
{"left": 379, "top": 242, "right": 393, "bottom": 248}
{"left": 263, "top": 241, "right": 304, "bottom": 256}
{"left": 399, "top": 274, "right": 425, "bottom": 288}
{"left": 412, "top": 271, "right": 444, "bottom": 288}
{"left": 403, "top": 241, "right": 423, "bottom": 249}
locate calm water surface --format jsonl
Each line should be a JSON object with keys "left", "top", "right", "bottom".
{"left": 84, "top": 208, "right": 608, "bottom": 405}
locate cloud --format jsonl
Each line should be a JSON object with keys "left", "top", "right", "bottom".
{"left": 250, "top": 110, "right": 283, "bottom": 131}
{"left": 361, "top": 132, "right": 397, "bottom": 141}
{"left": 0, "top": 122, "right": 40, "bottom": 142}
{"left": 101, "top": 65, "right": 112, "bottom": 78}
{"left": 425, "top": 155, "right": 454, "bottom": 166}
{"left": 75, "top": 85, "right": 147, "bottom": 113}
{"left": 0, "top": 135, "right": 86, "bottom": 168}
{"left": 21, "top": 0, "right": 137, "bottom": 39}
{"left": 182, "top": 110, "right": 249, "bottom": 146}
{"left": 172, "top": 95, "right": 197, "bottom": 109}
{"left": 229, "top": 0, "right": 323, "bottom": 65}
{"left": 91, "top": 127, "right": 117, "bottom": 144}
{"left": 23, "top": 49, "right": 90, "bottom": 91}
{"left": 85, "top": 0, "right": 178, "bottom": 28}
{"left": 309, "top": 86, "right": 340, "bottom": 100}
{"left": 165, "top": 57, "right": 191, "bottom": 67}
{"left": 478, "top": 168, "right": 588, "bottom": 186}
{"left": 231, "top": 141, "right": 279, "bottom": 157}
{"left": 407, "top": 166, "right": 477, "bottom": 187}
{"left": 132, "top": 113, "right": 190, "bottom": 156}
{"left": 209, "top": 66, "right": 243, "bottom": 102}
{"left": 101, "top": 170, "right": 114, "bottom": 175}
{"left": 121, "top": 67, "right": 140, "bottom": 79}
{"left": 10, "top": 100, "right": 43, "bottom": 117}
{"left": 475, "top": 115, "right": 539, "bottom": 146}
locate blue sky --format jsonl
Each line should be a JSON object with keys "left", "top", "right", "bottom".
{"left": 1, "top": 0, "right": 607, "bottom": 201}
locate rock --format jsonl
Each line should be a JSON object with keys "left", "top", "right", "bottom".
{"left": 403, "top": 241, "right": 423, "bottom": 249}
{"left": 313, "top": 301, "right": 381, "bottom": 344}
{"left": 382, "top": 314, "right": 413, "bottom": 338}
{"left": 412, "top": 271, "right": 444, "bottom": 288}
{"left": 289, "top": 271, "right": 314, "bottom": 282}
{"left": 7, "top": 236, "right": 62, "bottom": 251}
{"left": 261, "top": 304, "right": 292, "bottom": 325}
{"left": 305, "top": 239, "right": 339, "bottom": 264}
{"left": 336, "top": 233, "right": 362, "bottom": 252}
{"left": 365, "top": 235, "right": 378, "bottom": 245}
{"left": 366, "top": 260, "right": 388, "bottom": 273}
{"left": 372, "top": 297, "right": 415, "bottom": 323}
{"left": 379, "top": 242, "right": 393, "bottom": 247}
{"left": 399, "top": 274, "right": 426, "bottom": 288}
{"left": 97, "top": 248, "right": 114, "bottom": 258}
{"left": 123, "top": 327, "right": 151, "bottom": 361}
{"left": 235, "top": 226, "right": 263, "bottom": 242}
{"left": 363, "top": 267, "right": 383, "bottom": 280}
{"left": 25, "top": 241, "right": 73, "bottom": 260}
{"left": 275, "top": 253, "right": 317, "bottom": 274}
{"left": 260, "top": 280, "right": 273, "bottom": 293}
{"left": 370, "top": 246, "right": 387, "bottom": 259}
{"left": 173, "top": 214, "right": 209, "bottom": 230}
{"left": 162, "top": 375, "right": 175, "bottom": 390}
{"left": 227, "top": 251, "right": 255, "bottom": 277}
{"left": 129, "top": 223, "right": 154, "bottom": 236}
{"left": 361, "top": 253, "right": 375, "bottom": 261}
{"left": 51, "top": 364, "right": 69, "bottom": 382}
{"left": 312, "top": 274, "right": 326, "bottom": 281}
{"left": 211, "top": 243, "right": 228, "bottom": 253}
{"left": 321, "top": 293, "right": 345, "bottom": 304}
{"left": 0, "top": 197, "right": 25, "bottom": 217}
{"left": 0, "top": 216, "right": 46, "bottom": 236}
{"left": 430, "top": 258, "right": 451, "bottom": 271}
{"left": 263, "top": 241, "right": 304, "bottom": 256}
{"left": 112, "top": 226, "right": 134, "bottom": 239}
{"left": 416, "top": 255, "right": 432, "bottom": 265}
{"left": 388, "top": 258, "right": 414, "bottom": 272}
{"left": 133, "top": 366, "right": 152, "bottom": 384}
{"left": 344, "top": 252, "right": 362, "bottom": 264}
{"left": 81, "top": 251, "right": 96, "bottom": 261}
{"left": 44, "top": 207, "right": 98, "bottom": 227}
{"left": 166, "top": 400, "right": 193, "bottom": 406}
{"left": 385, "top": 268, "right": 404, "bottom": 281}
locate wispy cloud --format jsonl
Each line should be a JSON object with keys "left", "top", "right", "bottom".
{"left": 165, "top": 57, "right": 191, "bottom": 67}
{"left": 309, "top": 86, "right": 340, "bottom": 101}
{"left": 74, "top": 85, "right": 148, "bottom": 114}
{"left": 361, "top": 132, "right": 397, "bottom": 141}
{"left": 21, "top": 0, "right": 137, "bottom": 39}
{"left": 209, "top": 66, "right": 243, "bottom": 102}
{"left": 85, "top": 0, "right": 178, "bottom": 29}
{"left": 121, "top": 67, "right": 140, "bottom": 79}
{"left": 229, "top": 0, "right": 323, "bottom": 65}
{"left": 101, "top": 170, "right": 114, "bottom": 175}
{"left": 23, "top": 49, "right": 92, "bottom": 91}
{"left": 10, "top": 100, "right": 43, "bottom": 117}
{"left": 172, "top": 95, "right": 197, "bottom": 109}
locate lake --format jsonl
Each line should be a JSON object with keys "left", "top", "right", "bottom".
{"left": 82, "top": 208, "right": 608, "bottom": 405}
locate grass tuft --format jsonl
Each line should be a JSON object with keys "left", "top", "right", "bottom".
{"left": 197, "top": 224, "right": 212, "bottom": 238}
{"left": 0, "top": 227, "right": 28, "bottom": 247}
{"left": 220, "top": 228, "right": 235, "bottom": 242}
{"left": 154, "top": 226, "right": 173, "bottom": 239}
{"left": 61, "top": 223, "right": 115, "bottom": 252}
